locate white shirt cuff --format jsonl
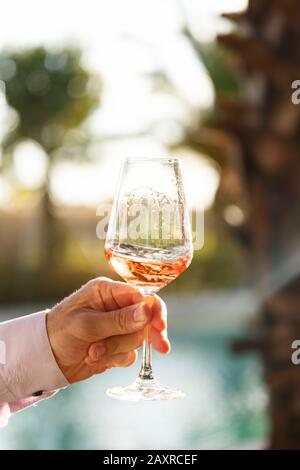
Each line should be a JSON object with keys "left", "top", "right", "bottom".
{"left": 0, "top": 310, "right": 69, "bottom": 402}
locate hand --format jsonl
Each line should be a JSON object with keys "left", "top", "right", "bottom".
{"left": 46, "top": 277, "right": 170, "bottom": 384}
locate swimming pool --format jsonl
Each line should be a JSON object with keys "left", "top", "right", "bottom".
{"left": 0, "top": 331, "right": 268, "bottom": 449}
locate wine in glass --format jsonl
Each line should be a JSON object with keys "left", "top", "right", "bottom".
{"left": 105, "top": 157, "right": 193, "bottom": 400}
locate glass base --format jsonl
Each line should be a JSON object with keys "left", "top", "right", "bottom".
{"left": 106, "top": 377, "right": 185, "bottom": 401}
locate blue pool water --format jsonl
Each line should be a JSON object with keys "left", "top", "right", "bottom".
{"left": 0, "top": 332, "right": 268, "bottom": 449}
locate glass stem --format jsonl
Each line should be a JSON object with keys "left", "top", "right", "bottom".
{"left": 138, "top": 325, "right": 154, "bottom": 381}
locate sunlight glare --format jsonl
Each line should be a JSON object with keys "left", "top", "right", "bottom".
{"left": 13, "top": 141, "right": 48, "bottom": 189}
{"left": 175, "top": 149, "right": 220, "bottom": 210}
{"left": 51, "top": 138, "right": 220, "bottom": 211}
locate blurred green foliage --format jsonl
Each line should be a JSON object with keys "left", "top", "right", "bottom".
{"left": 198, "top": 43, "right": 243, "bottom": 99}
{"left": 0, "top": 46, "right": 102, "bottom": 302}
{"left": 0, "top": 42, "right": 248, "bottom": 304}
{"left": 0, "top": 47, "right": 100, "bottom": 155}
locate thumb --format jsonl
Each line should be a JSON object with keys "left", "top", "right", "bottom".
{"left": 86, "top": 301, "right": 152, "bottom": 338}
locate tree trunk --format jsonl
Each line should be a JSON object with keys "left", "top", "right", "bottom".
{"left": 216, "top": 0, "right": 300, "bottom": 449}
{"left": 40, "top": 164, "right": 66, "bottom": 275}
{"left": 190, "top": 0, "right": 300, "bottom": 448}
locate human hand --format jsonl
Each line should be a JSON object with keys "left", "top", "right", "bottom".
{"left": 46, "top": 277, "right": 170, "bottom": 383}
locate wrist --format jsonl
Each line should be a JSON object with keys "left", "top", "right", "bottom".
{"left": 45, "top": 309, "right": 65, "bottom": 376}
{"left": 46, "top": 309, "right": 78, "bottom": 384}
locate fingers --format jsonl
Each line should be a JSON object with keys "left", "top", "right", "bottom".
{"left": 51, "top": 278, "right": 167, "bottom": 337}
{"left": 107, "top": 350, "right": 138, "bottom": 368}
{"left": 87, "top": 327, "right": 170, "bottom": 366}
{"left": 150, "top": 327, "right": 171, "bottom": 354}
{"left": 86, "top": 350, "right": 138, "bottom": 370}
{"left": 146, "top": 295, "right": 167, "bottom": 331}
{"left": 77, "top": 278, "right": 144, "bottom": 311}
{"left": 83, "top": 295, "right": 169, "bottom": 355}
{"left": 95, "top": 279, "right": 144, "bottom": 311}
{"left": 76, "top": 301, "right": 152, "bottom": 340}
{"left": 88, "top": 330, "right": 144, "bottom": 358}
{"left": 52, "top": 277, "right": 145, "bottom": 314}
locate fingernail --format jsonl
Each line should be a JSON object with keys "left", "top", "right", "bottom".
{"left": 134, "top": 303, "right": 148, "bottom": 322}
{"left": 95, "top": 344, "right": 106, "bottom": 359}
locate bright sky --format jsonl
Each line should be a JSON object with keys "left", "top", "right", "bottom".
{"left": 0, "top": 0, "right": 248, "bottom": 210}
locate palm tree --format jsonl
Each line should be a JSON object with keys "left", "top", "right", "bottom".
{"left": 187, "top": 0, "right": 300, "bottom": 449}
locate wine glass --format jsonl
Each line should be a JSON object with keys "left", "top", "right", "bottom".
{"left": 105, "top": 157, "right": 193, "bottom": 401}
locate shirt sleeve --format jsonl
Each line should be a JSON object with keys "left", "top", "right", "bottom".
{"left": 0, "top": 310, "right": 69, "bottom": 403}
{"left": 0, "top": 391, "right": 58, "bottom": 427}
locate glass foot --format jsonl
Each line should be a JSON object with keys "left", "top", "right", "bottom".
{"left": 106, "top": 377, "right": 185, "bottom": 401}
